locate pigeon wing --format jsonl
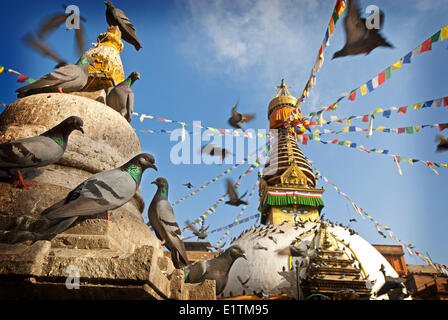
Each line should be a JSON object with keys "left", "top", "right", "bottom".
{"left": 37, "top": 13, "right": 67, "bottom": 38}
{"left": 241, "top": 113, "right": 255, "bottom": 123}
{"left": 344, "top": 0, "right": 366, "bottom": 44}
{"left": 23, "top": 34, "right": 67, "bottom": 65}
{"left": 226, "top": 179, "right": 239, "bottom": 201}
{"left": 125, "top": 91, "right": 134, "bottom": 122}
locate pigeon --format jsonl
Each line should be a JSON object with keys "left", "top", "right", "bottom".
{"left": 23, "top": 33, "right": 68, "bottom": 68}
{"left": 207, "top": 242, "right": 226, "bottom": 254}
{"left": 148, "top": 177, "right": 189, "bottom": 269}
{"left": 376, "top": 264, "right": 406, "bottom": 297}
{"left": 253, "top": 243, "right": 268, "bottom": 251}
{"left": 40, "top": 153, "right": 157, "bottom": 236}
{"left": 332, "top": 0, "right": 393, "bottom": 59}
{"left": 225, "top": 178, "right": 248, "bottom": 207}
{"left": 185, "top": 245, "right": 247, "bottom": 295}
{"left": 35, "top": 5, "right": 87, "bottom": 56}
{"left": 104, "top": 72, "right": 140, "bottom": 122}
{"left": 436, "top": 135, "right": 448, "bottom": 151}
{"left": 200, "top": 144, "right": 231, "bottom": 161}
{"left": 228, "top": 101, "right": 255, "bottom": 129}
{"left": 0, "top": 116, "right": 84, "bottom": 189}
{"left": 185, "top": 220, "right": 209, "bottom": 240}
{"left": 183, "top": 182, "right": 195, "bottom": 189}
{"left": 349, "top": 218, "right": 357, "bottom": 222}
{"left": 15, "top": 55, "right": 95, "bottom": 98}
{"left": 105, "top": 1, "right": 142, "bottom": 51}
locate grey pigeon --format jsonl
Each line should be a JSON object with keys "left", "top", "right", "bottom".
{"left": 0, "top": 116, "right": 84, "bottom": 189}
{"left": 185, "top": 219, "right": 209, "bottom": 240}
{"left": 104, "top": 71, "right": 140, "bottom": 122}
{"left": 15, "top": 55, "right": 94, "bottom": 98}
{"left": 376, "top": 264, "right": 406, "bottom": 297}
{"left": 200, "top": 144, "right": 231, "bottom": 161}
{"left": 40, "top": 153, "right": 157, "bottom": 236}
{"left": 185, "top": 245, "right": 247, "bottom": 295}
{"left": 225, "top": 178, "right": 248, "bottom": 207}
{"left": 228, "top": 101, "right": 255, "bottom": 129}
{"left": 436, "top": 135, "right": 448, "bottom": 151}
{"left": 332, "top": 0, "right": 393, "bottom": 59}
{"left": 105, "top": 1, "right": 142, "bottom": 51}
{"left": 36, "top": 5, "right": 87, "bottom": 56}
{"left": 148, "top": 177, "right": 189, "bottom": 269}
{"left": 276, "top": 245, "right": 307, "bottom": 257}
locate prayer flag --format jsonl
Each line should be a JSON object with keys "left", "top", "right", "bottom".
{"left": 378, "top": 70, "right": 386, "bottom": 85}
{"left": 420, "top": 38, "right": 432, "bottom": 53}
{"left": 360, "top": 84, "right": 367, "bottom": 96}
{"left": 441, "top": 24, "right": 448, "bottom": 41}
{"left": 348, "top": 89, "right": 357, "bottom": 101}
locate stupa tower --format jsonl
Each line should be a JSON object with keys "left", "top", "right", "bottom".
{"left": 259, "top": 80, "right": 324, "bottom": 224}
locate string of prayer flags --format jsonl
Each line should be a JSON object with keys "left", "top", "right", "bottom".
{"left": 311, "top": 164, "right": 447, "bottom": 272}
{"left": 302, "top": 23, "right": 448, "bottom": 120}
{"left": 7, "top": 68, "right": 35, "bottom": 84}
{"left": 297, "top": 0, "right": 346, "bottom": 106}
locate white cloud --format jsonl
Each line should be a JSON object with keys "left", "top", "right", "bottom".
{"left": 176, "top": 0, "right": 330, "bottom": 89}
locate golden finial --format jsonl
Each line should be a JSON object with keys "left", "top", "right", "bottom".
{"left": 274, "top": 79, "right": 292, "bottom": 98}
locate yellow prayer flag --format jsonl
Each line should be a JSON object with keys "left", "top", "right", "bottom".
{"left": 313, "top": 136, "right": 321, "bottom": 141}
{"left": 413, "top": 103, "right": 424, "bottom": 110}
{"left": 376, "top": 126, "right": 385, "bottom": 131}
{"left": 360, "top": 84, "right": 368, "bottom": 96}
{"left": 408, "top": 158, "right": 413, "bottom": 164}
{"left": 0, "top": 66, "right": 4, "bottom": 74}
{"left": 346, "top": 119, "right": 352, "bottom": 125}
{"left": 441, "top": 163, "right": 448, "bottom": 167}
{"left": 413, "top": 126, "right": 421, "bottom": 132}
{"left": 338, "top": 1, "right": 346, "bottom": 15}
{"left": 376, "top": 149, "right": 383, "bottom": 154}
{"left": 344, "top": 140, "right": 351, "bottom": 147}
{"left": 342, "top": 127, "right": 349, "bottom": 132}
{"left": 392, "top": 59, "right": 403, "bottom": 69}
{"left": 441, "top": 24, "right": 448, "bottom": 41}
{"left": 373, "top": 108, "right": 384, "bottom": 114}
{"left": 329, "top": 17, "right": 335, "bottom": 35}
{"left": 313, "top": 129, "right": 321, "bottom": 135}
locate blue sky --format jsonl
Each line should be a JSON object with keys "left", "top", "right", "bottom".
{"left": 0, "top": 0, "right": 447, "bottom": 268}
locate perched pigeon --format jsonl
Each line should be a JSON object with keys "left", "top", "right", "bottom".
{"left": 183, "top": 182, "right": 195, "bottom": 189}
{"left": 15, "top": 55, "right": 94, "bottom": 98}
{"left": 228, "top": 101, "right": 255, "bottom": 129}
{"left": 436, "top": 135, "right": 448, "bottom": 151}
{"left": 376, "top": 264, "right": 406, "bottom": 297}
{"left": 105, "top": 1, "right": 142, "bottom": 51}
{"left": 40, "top": 153, "right": 157, "bottom": 236}
{"left": 0, "top": 116, "right": 84, "bottom": 189}
{"left": 332, "top": 0, "right": 393, "bottom": 59}
{"left": 185, "top": 220, "right": 209, "bottom": 240}
{"left": 36, "top": 4, "right": 87, "bottom": 55}
{"left": 104, "top": 71, "right": 140, "bottom": 122}
{"left": 148, "top": 177, "right": 189, "bottom": 269}
{"left": 185, "top": 245, "right": 247, "bottom": 295}
{"left": 200, "top": 144, "right": 231, "bottom": 161}
{"left": 225, "top": 178, "right": 248, "bottom": 207}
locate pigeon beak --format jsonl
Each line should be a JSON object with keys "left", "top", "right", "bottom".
{"left": 149, "top": 164, "right": 158, "bottom": 171}
{"left": 242, "top": 253, "right": 247, "bottom": 260}
{"left": 78, "top": 127, "right": 84, "bottom": 134}
{"left": 151, "top": 180, "right": 157, "bottom": 185}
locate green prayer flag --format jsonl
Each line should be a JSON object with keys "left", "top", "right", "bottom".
{"left": 385, "top": 67, "right": 391, "bottom": 80}
{"left": 332, "top": 11, "right": 339, "bottom": 24}
{"left": 406, "top": 127, "right": 414, "bottom": 134}
{"left": 431, "top": 30, "right": 441, "bottom": 43}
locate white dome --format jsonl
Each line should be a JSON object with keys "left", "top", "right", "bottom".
{"left": 220, "top": 221, "right": 410, "bottom": 300}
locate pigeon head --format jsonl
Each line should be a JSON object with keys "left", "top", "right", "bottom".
{"left": 227, "top": 245, "right": 247, "bottom": 261}
{"left": 129, "top": 71, "right": 141, "bottom": 82}
{"left": 104, "top": 1, "right": 114, "bottom": 8}
{"left": 61, "top": 116, "right": 84, "bottom": 134}
{"left": 136, "top": 153, "right": 157, "bottom": 171}
{"left": 151, "top": 177, "right": 168, "bottom": 188}
{"left": 77, "top": 55, "right": 95, "bottom": 67}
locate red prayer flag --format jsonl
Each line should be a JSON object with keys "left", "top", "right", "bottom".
{"left": 420, "top": 38, "right": 432, "bottom": 53}
{"left": 398, "top": 127, "right": 406, "bottom": 134}
{"left": 439, "top": 123, "right": 447, "bottom": 131}
{"left": 378, "top": 70, "right": 386, "bottom": 85}
{"left": 444, "top": 97, "right": 448, "bottom": 107}
{"left": 348, "top": 90, "right": 357, "bottom": 101}
{"left": 397, "top": 106, "right": 408, "bottom": 114}
{"left": 362, "top": 115, "right": 369, "bottom": 122}
{"left": 17, "top": 74, "right": 29, "bottom": 83}
{"left": 331, "top": 139, "right": 339, "bottom": 144}
{"left": 302, "top": 134, "right": 308, "bottom": 145}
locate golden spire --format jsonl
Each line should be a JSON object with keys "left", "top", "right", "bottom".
{"left": 274, "top": 79, "right": 292, "bottom": 98}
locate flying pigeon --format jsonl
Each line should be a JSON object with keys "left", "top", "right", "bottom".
{"left": 35, "top": 4, "right": 87, "bottom": 56}
{"left": 15, "top": 55, "right": 95, "bottom": 98}
{"left": 436, "top": 135, "right": 448, "bottom": 151}
{"left": 40, "top": 153, "right": 157, "bottom": 236}
{"left": 332, "top": 0, "right": 393, "bottom": 59}
{"left": 276, "top": 245, "right": 307, "bottom": 257}
{"left": 23, "top": 33, "right": 68, "bottom": 68}
{"left": 105, "top": 1, "right": 142, "bottom": 51}
{"left": 349, "top": 218, "right": 357, "bottom": 222}
{"left": 183, "top": 182, "right": 195, "bottom": 189}
{"left": 228, "top": 101, "right": 255, "bottom": 129}
{"left": 225, "top": 178, "right": 248, "bottom": 207}
{"left": 0, "top": 116, "right": 84, "bottom": 189}
{"left": 148, "top": 177, "right": 189, "bottom": 269}
{"left": 200, "top": 144, "right": 231, "bottom": 161}
{"left": 185, "top": 245, "right": 247, "bottom": 295}
{"left": 185, "top": 220, "right": 209, "bottom": 240}
{"left": 104, "top": 71, "right": 140, "bottom": 122}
